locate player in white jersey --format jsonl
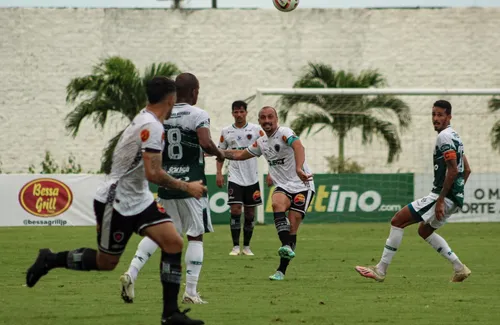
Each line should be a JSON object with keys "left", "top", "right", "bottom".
{"left": 218, "top": 106, "right": 315, "bottom": 281}
{"left": 355, "top": 100, "right": 472, "bottom": 283}
{"left": 216, "top": 100, "right": 266, "bottom": 256}
{"left": 121, "top": 73, "right": 225, "bottom": 305}
{"left": 25, "top": 77, "right": 207, "bottom": 325}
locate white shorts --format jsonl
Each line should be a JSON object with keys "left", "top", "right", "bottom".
{"left": 408, "top": 192, "right": 459, "bottom": 229}
{"left": 158, "top": 197, "right": 213, "bottom": 237}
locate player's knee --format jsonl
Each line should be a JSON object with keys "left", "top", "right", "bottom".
{"left": 418, "top": 224, "right": 434, "bottom": 239}
{"left": 390, "top": 210, "right": 406, "bottom": 228}
{"left": 230, "top": 204, "right": 242, "bottom": 215}
{"left": 97, "top": 254, "right": 120, "bottom": 271}
{"left": 272, "top": 201, "right": 286, "bottom": 212}
{"left": 157, "top": 234, "right": 183, "bottom": 253}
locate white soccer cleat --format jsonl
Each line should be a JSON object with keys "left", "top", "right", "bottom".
{"left": 242, "top": 246, "right": 254, "bottom": 256}
{"left": 229, "top": 246, "right": 241, "bottom": 256}
{"left": 120, "top": 273, "right": 135, "bottom": 303}
{"left": 451, "top": 264, "right": 471, "bottom": 282}
{"left": 182, "top": 292, "right": 208, "bottom": 304}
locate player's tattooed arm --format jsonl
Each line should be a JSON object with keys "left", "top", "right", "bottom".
{"left": 143, "top": 151, "right": 207, "bottom": 198}
{"left": 463, "top": 155, "right": 472, "bottom": 184}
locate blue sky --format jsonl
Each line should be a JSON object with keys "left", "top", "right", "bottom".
{"left": 1, "top": 0, "right": 500, "bottom": 8}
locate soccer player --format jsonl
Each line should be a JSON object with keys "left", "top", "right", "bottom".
{"left": 216, "top": 100, "right": 265, "bottom": 256}
{"left": 218, "top": 106, "right": 315, "bottom": 281}
{"left": 355, "top": 100, "right": 472, "bottom": 283}
{"left": 25, "top": 77, "right": 206, "bottom": 325}
{"left": 121, "top": 73, "right": 224, "bottom": 304}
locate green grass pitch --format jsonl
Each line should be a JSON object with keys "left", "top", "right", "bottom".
{"left": 1, "top": 223, "right": 499, "bottom": 325}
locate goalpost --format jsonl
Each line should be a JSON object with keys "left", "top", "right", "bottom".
{"left": 253, "top": 88, "right": 500, "bottom": 225}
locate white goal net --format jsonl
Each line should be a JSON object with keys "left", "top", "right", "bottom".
{"left": 253, "top": 88, "right": 500, "bottom": 224}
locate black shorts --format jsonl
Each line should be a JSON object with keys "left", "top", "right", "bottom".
{"left": 227, "top": 181, "right": 262, "bottom": 207}
{"left": 94, "top": 200, "right": 172, "bottom": 255}
{"left": 273, "top": 187, "right": 315, "bottom": 218}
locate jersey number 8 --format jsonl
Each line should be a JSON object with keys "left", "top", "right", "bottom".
{"left": 166, "top": 128, "right": 182, "bottom": 160}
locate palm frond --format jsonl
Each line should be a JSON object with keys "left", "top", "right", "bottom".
{"left": 364, "top": 95, "right": 412, "bottom": 130}
{"left": 289, "top": 111, "right": 333, "bottom": 136}
{"left": 488, "top": 97, "right": 500, "bottom": 113}
{"left": 490, "top": 120, "right": 500, "bottom": 153}
{"left": 64, "top": 99, "right": 120, "bottom": 137}
{"left": 360, "top": 115, "right": 402, "bottom": 163}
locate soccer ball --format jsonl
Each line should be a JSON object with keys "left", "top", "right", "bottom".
{"left": 273, "top": 0, "right": 299, "bottom": 12}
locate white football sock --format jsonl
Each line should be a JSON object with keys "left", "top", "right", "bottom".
{"left": 128, "top": 236, "right": 159, "bottom": 282}
{"left": 425, "top": 232, "right": 463, "bottom": 271}
{"left": 377, "top": 226, "right": 404, "bottom": 275}
{"left": 185, "top": 240, "right": 204, "bottom": 297}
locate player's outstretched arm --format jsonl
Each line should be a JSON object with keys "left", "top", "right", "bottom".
{"left": 291, "top": 139, "right": 313, "bottom": 181}
{"left": 463, "top": 155, "right": 472, "bottom": 184}
{"left": 197, "top": 128, "right": 225, "bottom": 161}
{"left": 221, "top": 149, "right": 255, "bottom": 161}
{"left": 143, "top": 151, "right": 207, "bottom": 199}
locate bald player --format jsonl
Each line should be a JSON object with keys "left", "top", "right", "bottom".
{"left": 217, "top": 106, "right": 315, "bottom": 281}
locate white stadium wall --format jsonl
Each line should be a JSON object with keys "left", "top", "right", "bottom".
{"left": 1, "top": 7, "right": 500, "bottom": 177}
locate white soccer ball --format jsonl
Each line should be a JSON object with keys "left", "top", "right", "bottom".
{"left": 273, "top": 0, "right": 299, "bottom": 12}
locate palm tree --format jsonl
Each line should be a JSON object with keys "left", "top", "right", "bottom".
{"left": 488, "top": 97, "right": 500, "bottom": 152}
{"left": 278, "top": 62, "right": 411, "bottom": 173}
{"left": 65, "top": 56, "right": 180, "bottom": 173}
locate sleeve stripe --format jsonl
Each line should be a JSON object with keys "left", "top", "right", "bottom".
{"left": 247, "top": 148, "right": 258, "bottom": 156}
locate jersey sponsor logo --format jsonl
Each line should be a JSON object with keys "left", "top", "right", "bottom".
{"left": 268, "top": 158, "right": 285, "bottom": 166}
{"left": 253, "top": 190, "right": 261, "bottom": 201}
{"left": 293, "top": 193, "right": 306, "bottom": 206}
{"left": 140, "top": 129, "right": 150, "bottom": 142}
{"left": 167, "top": 166, "right": 190, "bottom": 175}
{"left": 259, "top": 130, "right": 265, "bottom": 137}
{"left": 156, "top": 202, "right": 166, "bottom": 214}
{"left": 18, "top": 178, "right": 73, "bottom": 218}
{"left": 282, "top": 135, "right": 287, "bottom": 143}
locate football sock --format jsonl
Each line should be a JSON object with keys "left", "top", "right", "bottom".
{"left": 128, "top": 236, "right": 159, "bottom": 282}
{"left": 49, "top": 248, "right": 99, "bottom": 271}
{"left": 424, "top": 232, "right": 464, "bottom": 271}
{"left": 160, "top": 251, "right": 182, "bottom": 318}
{"left": 230, "top": 214, "right": 241, "bottom": 247}
{"left": 185, "top": 241, "right": 203, "bottom": 297}
{"left": 243, "top": 214, "right": 255, "bottom": 247}
{"left": 376, "top": 226, "right": 404, "bottom": 274}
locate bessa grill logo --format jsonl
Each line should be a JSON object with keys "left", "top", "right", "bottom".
{"left": 18, "top": 178, "right": 73, "bottom": 217}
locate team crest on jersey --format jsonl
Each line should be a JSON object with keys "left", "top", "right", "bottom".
{"left": 113, "top": 231, "right": 125, "bottom": 243}
{"left": 274, "top": 144, "right": 280, "bottom": 152}
{"left": 228, "top": 188, "right": 234, "bottom": 195}
{"left": 247, "top": 134, "right": 252, "bottom": 140}
{"left": 293, "top": 193, "right": 305, "bottom": 206}
{"left": 140, "top": 129, "right": 150, "bottom": 142}
{"left": 253, "top": 190, "right": 261, "bottom": 201}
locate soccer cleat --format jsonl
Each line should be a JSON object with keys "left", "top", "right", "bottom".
{"left": 229, "top": 246, "right": 240, "bottom": 256}
{"left": 269, "top": 271, "right": 285, "bottom": 281}
{"left": 278, "top": 245, "right": 295, "bottom": 260}
{"left": 451, "top": 264, "right": 471, "bottom": 282}
{"left": 354, "top": 265, "right": 386, "bottom": 282}
{"left": 241, "top": 246, "right": 254, "bottom": 256}
{"left": 182, "top": 292, "right": 208, "bottom": 304}
{"left": 120, "top": 273, "right": 135, "bottom": 303}
{"left": 161, "top": 308, "right": 205, "bottom": 325}
{"left": 26, "top": 248, "right": 53, "bottom": 288}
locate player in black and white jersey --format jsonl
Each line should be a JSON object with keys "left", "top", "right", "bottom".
{"left": 216, "top": 100, "right": 266, "bottom": 256}
{"left": 25, "top": 77, "right": 206, "bottom": 325}
{"left": 121, "top": 73, "right": 225, "bottom": 305}
{"left": 218, "top": 106, "right": 315, "bottom": 281}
